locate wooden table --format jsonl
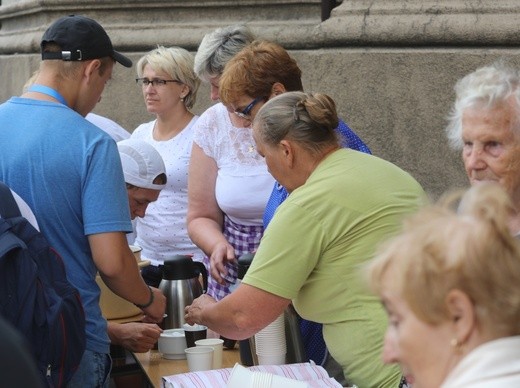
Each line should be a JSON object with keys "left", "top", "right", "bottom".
{"left": 133, "top": 348, "right": 240, "bottom": 387}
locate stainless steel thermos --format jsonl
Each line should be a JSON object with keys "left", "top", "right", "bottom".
{"left": 159, "top": 255, "right": 208, "bottom": 329}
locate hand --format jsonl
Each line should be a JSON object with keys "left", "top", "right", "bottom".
{"left": 184, "top": 294, "right": 217, "bottom": 325}
{"left": 209, "top": 241, "right": 236, "bottom": 284}
{"left": 108, "top": 322, "right": 162, "bottom": 353}
{"left": 142, "top": 287, "right": 166, "bottom": 323}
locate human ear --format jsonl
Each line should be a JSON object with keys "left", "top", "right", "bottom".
{"left": 279, "top": 140, "right": 294, "bottom": 166}
{"left": 180, "top": 84, "right": 190, "bottom": 99}
{"left": 270, "top": 82, "right": 287, "bottom": 98}
{"left": 445, "top": 289, "right": 476, "bottom": 345}
{"left": 84, "top": 59, "right": 101, "bottom": 81}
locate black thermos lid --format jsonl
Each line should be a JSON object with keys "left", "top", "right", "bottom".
{"left": 162, "top": 255, "right": 198, "bottom": 280}
{"left": 237, "top": 252, "right": 255, "bottom": 280}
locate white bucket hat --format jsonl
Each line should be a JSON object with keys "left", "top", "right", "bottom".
{"left": 117, "top": 139, "right": 166, "bottom": 190}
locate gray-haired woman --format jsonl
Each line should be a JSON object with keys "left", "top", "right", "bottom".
{"left": 187, "top": 26, "right": 275, "bottom": 303}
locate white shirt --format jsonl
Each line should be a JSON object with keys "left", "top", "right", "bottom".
{"left": 441, "top": 336, "right": 520, "bottom": 387}
{"left": 193, "top": 103, "right": 274, "bottom": 226}
{"left": 12, "top": 190, "right": 39, "bottom": 230}
{"left": 131, "top": 117, "right": 204, "bottom": 265}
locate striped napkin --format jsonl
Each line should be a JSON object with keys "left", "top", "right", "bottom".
{"left": 162, "top": 362, "right": 343, "bottom": 388}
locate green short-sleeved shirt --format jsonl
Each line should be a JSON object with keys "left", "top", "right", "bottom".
{"left": 243, "top": 149, "right": 426, "bottom": 387}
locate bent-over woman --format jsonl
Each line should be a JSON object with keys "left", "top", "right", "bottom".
{"left": 185, "top": 91, "right": 426, "bottom": 387}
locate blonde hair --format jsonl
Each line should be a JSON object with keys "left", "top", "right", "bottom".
{"left": 40, "top": 42, "right": 113, "bottom": 79}
{"left": 23, "top": 70, "right": 40, "bottom": 93}
{"left": 367, "top": 182, "right": 520, "bottom": 337}
{"left": 136, "top": 46, "right": 200, "bottom": 109}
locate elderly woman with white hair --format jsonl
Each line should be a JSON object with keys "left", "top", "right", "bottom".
{"left": 445, "top": 61, "right": 520, "bottom": 237}
{"left": 367, "top": 182, "right": 520, "bottom": 387}
{"left": 131, "top": 46, "right": 203, "bottom": 287}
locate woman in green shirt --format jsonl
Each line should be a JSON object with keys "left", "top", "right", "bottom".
{"left": 185, "top": 91, "right": 425, "bottom": 387}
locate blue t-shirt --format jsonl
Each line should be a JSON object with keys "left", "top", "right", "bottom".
{"left": 0, "top": 97, "right": 132, "bottom": 354}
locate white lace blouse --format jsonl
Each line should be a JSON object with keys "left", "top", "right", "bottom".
{"left": 131, "top": 117, "right": 204, "bottom": 264}
{"left": 193, "top": 103, "right": 274, "bottom": 226}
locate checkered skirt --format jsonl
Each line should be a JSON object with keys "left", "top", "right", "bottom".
{"left": 204, "top": 216, "right": 264, "bottom": 301}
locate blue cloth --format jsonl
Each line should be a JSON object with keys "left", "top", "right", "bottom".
{"left": 0, "top": 97, "right": 132, "bottom": 355}
{"left": 66, "top": 349, "right": 112, "bottom": 388}
{"left": 262, "top": 119, "right": 371, "bottom": 366}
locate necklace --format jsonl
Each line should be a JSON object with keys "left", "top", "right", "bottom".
{"left": 27, "top": 84, "right": 68, "bottom": 107}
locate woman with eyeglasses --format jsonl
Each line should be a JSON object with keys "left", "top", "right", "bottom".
{"left": 131, "top": 46, "right": 204, "bottom": 286}
{"left": 216, "top": 39, "right": 373, "bottom": 375}
{"left": 185, "top": 91, "right": 426, "bottom": 388}
{"left": 187, "top": 25, "right": 275, "bottom": 305}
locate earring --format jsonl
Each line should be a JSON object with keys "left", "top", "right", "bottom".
{"left": 180, "top": 96, "right": 185, "bottom": 102}
{"left": 450, "top": 338, "right": 463, "bottom": 354}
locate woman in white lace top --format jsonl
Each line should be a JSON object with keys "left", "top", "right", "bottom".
{"left": 188, "top": 26, "right": 275, "bottom": 302}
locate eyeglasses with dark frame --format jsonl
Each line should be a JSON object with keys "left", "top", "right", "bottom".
{"left": 234, "top": 96, "right": 265, "bottom": 120}
{"left": 136, "top": 78, "right": 183, "bottom": 87}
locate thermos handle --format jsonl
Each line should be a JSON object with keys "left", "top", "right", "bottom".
{"left": 193, "top": 261, "right": 208, "bottom": 293}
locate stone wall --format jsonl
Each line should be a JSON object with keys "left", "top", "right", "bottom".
{"left": 2, "top": 0, "right": 520, "bottom": 199}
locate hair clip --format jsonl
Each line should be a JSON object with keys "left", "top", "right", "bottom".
{"left": 293, "top": 106, "right": 300, "bottom": 122}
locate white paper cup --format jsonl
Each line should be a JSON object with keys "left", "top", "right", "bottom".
{"left": 195, "top": 338, "right": 224, "bottom": 369}
{"left": 227, "top": 363, "right": 252, "bottom": 388}
{"left": 257, "top": 353, "right": 286, "bottom": 365}
{"left": 184, "top": 346, "right": 214, "bottom": 372}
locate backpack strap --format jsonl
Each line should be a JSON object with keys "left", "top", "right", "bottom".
{"left": 0, "top": 217, "right": 25, "bottom": 257}
{"left": 0, "top": 182, "right": 22, "bottom": 219}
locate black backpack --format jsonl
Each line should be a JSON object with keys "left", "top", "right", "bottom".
{"left": 0, "top": 182, "right": 86, "bottom": 387}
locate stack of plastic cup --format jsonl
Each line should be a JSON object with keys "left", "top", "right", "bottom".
{"left": 254, "top": 313, "right": 286, "bottom": 365}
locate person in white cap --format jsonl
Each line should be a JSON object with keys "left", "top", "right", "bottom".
{"left": 106, "top": 139, "right": 167, "bottom": 353}
{"left": 117, "top": 139, "right": 167, "bottom": 220}
{"left": 87, "top": 112, "right": 131, "bottom": 142}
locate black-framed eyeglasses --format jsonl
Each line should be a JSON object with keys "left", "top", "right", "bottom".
{"left": 136, "top": 78, "right": 183, "bottom": 87}
{"left": 234, "top": 96, "right": 264, "bottom": 119}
